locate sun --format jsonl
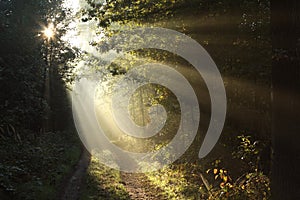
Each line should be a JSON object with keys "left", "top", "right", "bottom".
{"left": 43, "top": 23, "right": 55, "bottom": 40}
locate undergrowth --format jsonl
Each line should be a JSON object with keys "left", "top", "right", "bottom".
{"left": 0, "top": 130, "right": 81, "bottom": 200}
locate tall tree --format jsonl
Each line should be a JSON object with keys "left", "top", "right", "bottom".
{"left": 271, "top": 0, "right": 300, "bottom": 199}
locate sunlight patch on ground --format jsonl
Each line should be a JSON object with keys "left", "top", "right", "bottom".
{"left": 145, "top": 164, "right": 200, "bottom": 200}
{"left": 81, "top": 155, "right": 130, "bottom": 200}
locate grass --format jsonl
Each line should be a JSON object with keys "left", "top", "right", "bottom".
{"left": 80, "top": 155, "right": 130, "bottom": 200}
{"left": 0, "top": 129, "right": 81, "bottom": 200}
{"left": 145, "top": 163, "right": 202, "bottom": 200}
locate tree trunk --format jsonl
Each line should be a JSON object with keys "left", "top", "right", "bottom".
{"left": 271, "top": 0, "right": 300, "bottom": 199}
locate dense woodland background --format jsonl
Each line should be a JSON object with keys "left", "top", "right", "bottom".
{"left": 0, "top": 0, "right": 299, "bottom": 199}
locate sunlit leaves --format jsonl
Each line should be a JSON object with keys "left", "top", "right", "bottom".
{"left": 84, "top": 0, "right": 189, "bottom": 28}
{"left": 232, "top": 135, "right": 263, "bottom": 171}
{"left": 206, "top": 165, "right": 270, "bottom": 199}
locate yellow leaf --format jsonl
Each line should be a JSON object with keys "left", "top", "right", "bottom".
{"left": 213, "top": 169, "right": 218, "bottom": 174}
{"left": 223, "top": 176, "right": 228, "bottom": 182}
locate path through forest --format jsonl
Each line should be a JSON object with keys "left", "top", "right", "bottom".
{"left": 60, "top": 149, "right": 170, "bottom": 200}
{"left": 60, "top": 149, "right": 90, "bottom": 200}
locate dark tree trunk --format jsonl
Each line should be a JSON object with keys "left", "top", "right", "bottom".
{"left": 271, "top": 0, "right": 300, "bottom": 199}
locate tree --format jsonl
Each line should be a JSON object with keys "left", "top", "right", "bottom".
{"left": 271, "top": 0, "right": 300, "bottom": 199}
{"left": 0, "top": 0, "right": 73, "bottom": 134}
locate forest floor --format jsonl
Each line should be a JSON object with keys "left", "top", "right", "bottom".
{"left": 69, "top": 152, "right": 169, "bottom": 200}
{"left": 119, "top": 172, "right": 167, "bottom": 200}
{"left": 75, "top": 154, "right": 214, "bottom": 200}
{"left": 0, "top": 130, "right": 82, "bottom": 200}
{"left": 59, "top": 145, "right": 170, "bottom": 200}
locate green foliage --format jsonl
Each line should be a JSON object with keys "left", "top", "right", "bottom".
{"left": 84, "top": 0, "right": 189, "bottom": 28}
{"left": 142, "top": 133, "right": 270, "bottom": 200}
{"left": 0, "top": 0, "right": 76, "bottom": 134}
{"left": 204, "top": 135, "right": 270, "bottom": 199}
{"left": 0, "top": 54, "right": 45, "bottom": 130}
{"left": 206, "top": 169, "right": 270, "bottom": 200}
{"left": 0, "top": 130, "right": 81, "bottom": 199}
{"left": 233, "top": 135, "right": 261, "bottom": 169}
{"left": 82, "top": 0, "right": 270, "bottom": 30}
{"left": 146, "top": 163, "right": 201, "bottom": 200}
{"left": 0, "top": 0, "right": 48, "bottom": 132}
{"left": 0, "top": 1, "right": 82, "bottom": 199}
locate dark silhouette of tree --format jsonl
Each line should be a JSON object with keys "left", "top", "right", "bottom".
{"left": 0, "top": 0, "right": 74, "bottom": 134}
{"left": 271, "top": 0, "right": 300, "bottom": 199}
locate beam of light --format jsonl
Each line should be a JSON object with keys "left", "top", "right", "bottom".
{"left": 43, "top": 23, "right": 55, "bottom": 40}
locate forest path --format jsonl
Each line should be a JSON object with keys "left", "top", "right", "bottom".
{"left": 59, "top": 148, "right": 168, "bottom": 200}
{"left": 60, "top": 148, "right": 90, "bottom": 200}
{"left": 120, "top": 172, "right": 168, "bottom": 200}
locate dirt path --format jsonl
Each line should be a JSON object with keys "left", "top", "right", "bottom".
{"left": 60, "top": 148, "right": 169, "bottom": 200}
{"left": 120, "top": 172, "right": 168, "bottom": 200}
{"left": 60, "top": 148, "right": 91, "bottom": 200}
